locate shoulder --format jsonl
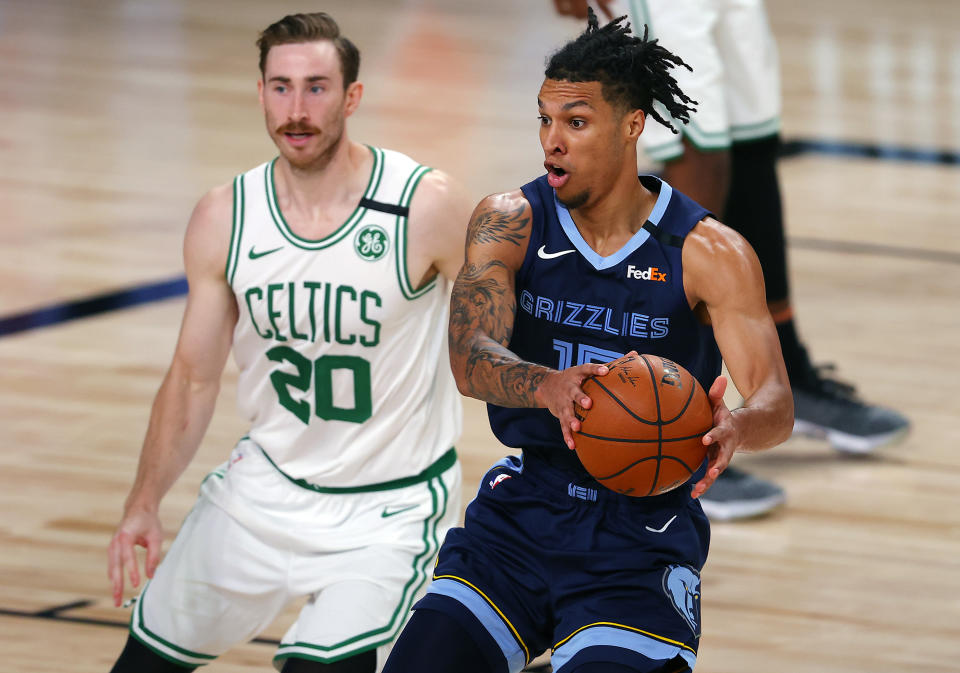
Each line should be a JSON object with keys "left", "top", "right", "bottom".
{"left": 463, "top": 189, "right": 533, "bottom": 268}
{"left": 184, "top": 182, "right": 234, "bottom": 276}
{"left": 468, "top": 189, "right": 533, "bottom": 242}
{"left": 408, "top": 168, "right": 471, "bottom": 215}
{"left": 683, "top": 216, "right": 764, "bottom": 304}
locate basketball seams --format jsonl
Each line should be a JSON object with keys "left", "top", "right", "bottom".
{"left": 638, "top": 354, "right": 664, "bottom": 497}
{"left": 590, "top": 377, "right": 659, "bottom": 425}
{"left": 660, "top": 377, "right": 698, "bottom": 424}
{"left": 576, "top": 353, "right": 710, "bottom": 497}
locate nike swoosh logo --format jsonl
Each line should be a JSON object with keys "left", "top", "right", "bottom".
{"left": 645, "top": 514, "right": 678, "bottom": 533}
{"left": 381, "top": 504, "right": 418, "bottom": 518}
{"left": 248, "top": 246, "right": 283, "bottom": 260}
{"left": 537, "top": 245, "right": 576, "bottom": 260}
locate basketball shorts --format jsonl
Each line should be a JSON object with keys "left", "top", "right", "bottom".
{"left": 594, "top": 0, "right": 781, "bottom": 160}
{"left": 414, "top": 452, "right": 710, "bottom": 673}
{"left": 129, "top": 437, "right": 461, "bottom": 670}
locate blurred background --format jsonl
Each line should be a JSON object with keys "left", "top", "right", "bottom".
{"left": 0, "top": 0, "right": 958, "bottom": 671}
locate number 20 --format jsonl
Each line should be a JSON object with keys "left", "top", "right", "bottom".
{"left": 266, "top": 346, "right": 372, "bottom": 425}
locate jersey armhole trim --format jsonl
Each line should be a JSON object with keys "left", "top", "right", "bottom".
{"left": 226, "top": 173, "right": 246, "bottom": 286}
{"left": 395, "top": 165, "right": 437, "bottom": 300}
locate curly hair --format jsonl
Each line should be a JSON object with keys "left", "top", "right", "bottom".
{"left": 545, "top": 8, "right": 696, "bottom": 133}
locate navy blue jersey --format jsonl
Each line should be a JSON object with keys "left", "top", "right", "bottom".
{"left": 488, "top": 174, "right": 722, "bottom": 478}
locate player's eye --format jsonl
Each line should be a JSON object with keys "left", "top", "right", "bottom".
{"left": 570, "top": 119, "right": 586, "bottom": 129}
{"left": 310, "top": 86, "right": 323, "bottom": 94}
{"left": 274, "top": 85, "right": 287, "bottom": 94}
{"left": 538, "top": 115, "right": 550, "bottom": 126}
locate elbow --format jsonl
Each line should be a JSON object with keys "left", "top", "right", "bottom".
{"left": 454, "top": 376, "right": 472, "bottom": 398}
{"left": 775, "top": 386, "right": 795, "bottom": 444}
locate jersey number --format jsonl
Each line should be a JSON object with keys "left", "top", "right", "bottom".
{"left": 553, "top": 338, "right": 623, "bottom": 369}
{"left": 266, "top": 346, "right": 372, "bottom": 425}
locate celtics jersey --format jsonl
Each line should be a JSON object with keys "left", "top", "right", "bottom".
{"left": 225, "top": 146, "right": 461, "bottom": 489}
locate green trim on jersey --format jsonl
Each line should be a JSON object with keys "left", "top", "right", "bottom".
{"left": 226, "top": 174, "right": 246, "bottom": 285}
{"left": 265, "top": 146, "right": 384, "bottom": 250}
{"left": 730, "top": 117, "right": 781, "bottom": 141}
{"left": 394, "top": 165, "right": 438, "bottom": 300}
{"left": 130, "top": 581, "right": 217, "bottom": 666}
{"left": 273, "top": 474, "right": 450, "bottom": 664}
{"left": 258, "top": 445, "right": 456, "bottom": 493}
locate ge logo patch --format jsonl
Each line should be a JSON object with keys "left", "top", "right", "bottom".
{"left": 355, "top": 224, "right": 389, "bottom": 261}
{"left": 662, "top": 564, "right": 702, "bottom": 637}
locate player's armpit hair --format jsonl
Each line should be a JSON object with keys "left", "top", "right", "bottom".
{"left": 545, "top": 7, "right": 697, "bottom": 132}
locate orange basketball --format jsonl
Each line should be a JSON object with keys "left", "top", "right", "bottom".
{"left": 573, "top": 352, "right": 713, "bottom": 497}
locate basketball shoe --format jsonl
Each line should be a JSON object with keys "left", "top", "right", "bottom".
{"left": 698, "top": 467, "right": 786, "bottom": 521}
{"left": 791, "top": 358, "right": 910, "bottom": 453}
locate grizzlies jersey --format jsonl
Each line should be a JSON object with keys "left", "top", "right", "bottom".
{"left": 488, "top": 174, "right": 721, "bottom": 479}
{"left": 226, "top": 147, "right": 461, "bottom": 488}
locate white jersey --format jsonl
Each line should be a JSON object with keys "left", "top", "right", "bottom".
{"left": 226, "top": 147, "right": 461, "bottom": 488}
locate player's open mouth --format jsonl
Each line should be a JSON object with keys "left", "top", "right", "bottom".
{"left": 545, "top": 162, "right": 570, "bottom": 189}
{"left": 284, "top": 133, "right": 314, "bottom": 146}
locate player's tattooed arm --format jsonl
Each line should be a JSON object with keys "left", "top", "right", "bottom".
{"left": 448, "top": 194, "right": 552, "bottom": 407}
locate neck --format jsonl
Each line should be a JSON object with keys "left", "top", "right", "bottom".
{"left": 274, "top": 137, "right": 367, "bottom": 209}
{"left": 570, "top": 161, "right": 655, "bottom": 248}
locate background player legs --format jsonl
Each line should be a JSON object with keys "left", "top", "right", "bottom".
{"left": 661, "top": 133, "right": 911, "bottom": 519}
{"left": 659, "top": 138, "right": 788, "bottom": 521}
{"left": 726, "top": 135, "right": 910, "bottom": 454}
{"left": 279, "top": 651, "right": 376, "bottom": 672}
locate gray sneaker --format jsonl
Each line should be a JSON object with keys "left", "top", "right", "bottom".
{"left": 698, "top": 467, "right": 786, "bottom": 521}
{"left": 792, "top": 362, "right": 910, "bottom": 454}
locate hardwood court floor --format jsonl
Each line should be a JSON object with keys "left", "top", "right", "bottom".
{"left": 0, "top": 0, "right": 958, "bottom": 671}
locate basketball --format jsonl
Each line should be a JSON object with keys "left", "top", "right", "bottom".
{"left": 573, "top": 352, "right": 713, "bottom": 497}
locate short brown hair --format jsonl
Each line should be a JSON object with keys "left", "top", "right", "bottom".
{"left": 256, "top": 12, "right": 360, "bottom": 87}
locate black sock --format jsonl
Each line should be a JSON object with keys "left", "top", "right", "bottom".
{"left": 776, "top": 318, "right": 811, "bottom": 384}
{"left": 110, "top": 635, "right": 197, "bottom": 673}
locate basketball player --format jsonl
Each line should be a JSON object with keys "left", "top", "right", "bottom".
{"left": 382, "top": 12, "right": 793, "bottom": 673}
{"left": 554, "top": 0, "right": 911, "bottom": 521}
{"left": 106, "top": 13, "right": 469, "bottom": 673}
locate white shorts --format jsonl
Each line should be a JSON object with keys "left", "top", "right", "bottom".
{"left": 596, "top": 0, "right": 781, "bottom": 160}
{"left": 130, "top": 438, "right": 461, "bottom": 670}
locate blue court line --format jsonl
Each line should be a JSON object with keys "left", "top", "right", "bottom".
{"left": 780, "top": 138, "right": 960, "bottom": 165}
{"left": 0, "top": 277, "right": 188, "bottom": 337}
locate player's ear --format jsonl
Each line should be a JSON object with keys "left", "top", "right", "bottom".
{"left": 343, "top": 81, "right": 363, "bottom": 117}
{"left": 257, "top": 78, "right": 265, "bottom": 106}
{"left": 625, "top": 108, "right": 645, "bottom": 141}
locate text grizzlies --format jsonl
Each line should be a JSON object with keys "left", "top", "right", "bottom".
{"left": 519, "top": 290, "right": 669, "bottom": 339}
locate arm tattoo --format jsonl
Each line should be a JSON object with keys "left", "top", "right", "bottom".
{"left": 449, "top": 260, "right": 551, "bottom": 408}
{"left": 466, "top": 204, "right": 529, "bottom": 247}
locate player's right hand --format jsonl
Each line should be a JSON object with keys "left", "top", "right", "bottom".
{"left": 535, "top": 362, "right": 609, "bottom": 450}
{"left": 107, "top": 507, "right": 163, "bottom": 607}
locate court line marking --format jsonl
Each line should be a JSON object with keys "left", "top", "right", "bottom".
{"left": 0, "top": 600, "right": 554, "bottom": 671}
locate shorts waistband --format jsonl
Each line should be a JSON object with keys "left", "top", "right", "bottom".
{"left": 519, "top": 448, "right": 693, "bottom": 508}
{"left": 255, "top": 442, "right": 457, "bottom": 494}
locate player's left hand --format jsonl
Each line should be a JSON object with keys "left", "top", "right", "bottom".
{"left": 552, "top": 0, "right": 615, "bottom": 20}
{"left": 690, "top": 375, "right": 739, "bottom": 499}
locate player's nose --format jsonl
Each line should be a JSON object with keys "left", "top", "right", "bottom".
{"left": 541, "top": 126, "right": 566, "bottom": 155}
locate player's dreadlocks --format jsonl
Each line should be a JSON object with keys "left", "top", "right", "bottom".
{"left": 545, "top": 8, "right": 696, "bottom": 133}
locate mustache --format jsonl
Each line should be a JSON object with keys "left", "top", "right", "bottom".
{"left": 277, "top": 123, "right": 320, "bottom": 135}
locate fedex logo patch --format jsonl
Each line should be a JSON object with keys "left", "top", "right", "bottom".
{"left": 626, "top": 265, "right": 667, "bottom": 282}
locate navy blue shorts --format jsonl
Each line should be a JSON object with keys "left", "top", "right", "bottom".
{"left": 415, "top": 451, "right": 710, "bottom": 673}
